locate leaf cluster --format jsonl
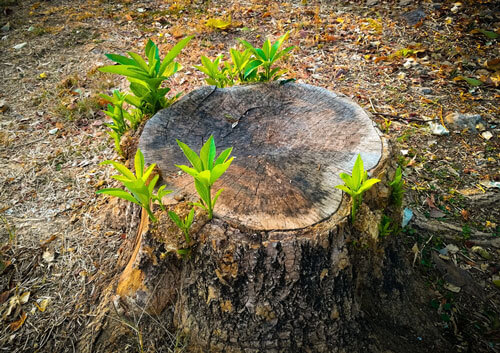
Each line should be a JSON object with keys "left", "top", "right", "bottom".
{"left": 100, "top": 90, "right": 142, "bottom": 156}
{"left": 335, "top": 154, "right": 380, "bottom": 222}
{"left": 194, "top": 32, "right": 294, "bottom": 87}
{"left": 378, "top": 214, "right": 395, "bottom": 237}
{"left": 175, "top": 136, "right": 233, "bottom": 220}
{"left": 168, "top": 208, "right": 195, "bottom": 256}
{"left": 389, "top": 166, "right": 404, "bottom": 208}
{"left": 96, "top": 149, "right": 171, "bottom": 223}
{"left": 239, "top": 31, "right": 295, "bottom": 82}
{"left": 99, "top": 37, "right": 192, "bottom": 116}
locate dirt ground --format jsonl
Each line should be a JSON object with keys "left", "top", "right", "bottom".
{"left": 0, "top": 0, "right": 498, "bottom": 352}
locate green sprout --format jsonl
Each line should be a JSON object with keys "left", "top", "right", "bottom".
{"left": 97, "top": 149, "right": 171, "bottom": 222}
{"left": 176, "top": 136, "right": 234, "bottom": 220}
{"left": 335, "top": 154, "right": 380, "bottom": 222}
{"left": 239, "top": 31, "right": 295, "bottom": 81}
{"left": 100, "top": 90, "right": 142, "bottom": 156}
{"left": 99, "top": 37, "right": 192, "bottom": 116}
{"left": 168, "top": 208, "right": 195, "bottom": 256}
{"left": 389, "top": 166, "right": 404, "bottom": 208}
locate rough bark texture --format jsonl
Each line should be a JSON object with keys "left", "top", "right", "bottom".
{"left": 89, "top": 83, "right": 448, "bottom": 352}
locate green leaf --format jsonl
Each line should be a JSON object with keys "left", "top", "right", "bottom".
{"left": 463, "top": 77, "right": 483, "bottom": 87}
{"left": 196, "top": 170, "right": 211, "bottom": 187}
{"left": 142, "top": 164, "right": 156, "bottom": 181}
{"left": 238, "top": 39, "right": 257, "bottom": 53}
{"left": 200, "top": 136, "right": 215, "bottom": 170}
{"left": 214, "top": 147, "right": 232, "bottom": 165}
{"left": 186, "top": 207, "right": 195, "bottom": 228}
{"left": 244, "top": 60, "right": 262, "bottom": 79}
{"left": 335, "top": 184, "right": 354, "bottom": 196}
{"left": 100, "top": 160, "right": 136, "bottom": 180}
{"left": 192, "top": 202, "right": 207, "bottom": 211}
{"left": 176, "top": 164, "right": 199, "bottom": 178}
{"left": 478, "top": 29, "right": 499, "bottom": 39}
{"left": 352, "top": 154, "right": 364, "bottom": 190}
{"left": 148, "top": 174, "right": 159, "bottom": 195}
{"left": 104, "top": 54, "right": 138, "bottom": 66}
{"left": 168, "top": 211, "right": 183, "bottom": 229}
{"left": 212, "top": 188, "right": 224, "bottom": 208}
{"left": 194, "top": 179, "right": 210, "bottom": 206}
{"left": 134, "top": 149, "right": 145, "bottom": 178}
{"left": 130, "top": 82, "right": 150, "bottom": 98}
{"left": 273, "top": 45, "right": 294, "bottom": 61}
{"left": 339, "top": 172, "right": 355, "bottom": 190}
{"left": 176, "top": 139, "right": 203, "bottom": 172}
{"left": 128, "top": 51, "right": 150, "bottom": 73}
{"left": 262, "top": 39, "right": 271, "bottom": 60}
{"left": 210, "top": 158, "right": 233, "bottom": 184}
{"left": 358, "top": 178, "right": 381, "bottom": 194}
{"left": 124, "top": 94, "right": 142, "bottom": 108}
{"left": 96, "top": 188, "right": 141, "bottom": 206}
{"left": 157, "top": 185, "right": 172, "bottom": 199}
{"left": 99, "top": 65, "right": 149, "bottom": 80}
{"left": 159, "top": 36, "right": 193, "bottom": 76}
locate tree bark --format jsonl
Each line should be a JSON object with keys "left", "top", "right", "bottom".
{"left": 90, "top": 83, "right": 448, "bottom": 352}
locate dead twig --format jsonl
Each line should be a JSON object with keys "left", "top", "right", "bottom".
{"left": 412, "top": 212, "right": 500, "bottom": 248}
{"left": 372, "top": 112, "right": 439, "bottom": 123}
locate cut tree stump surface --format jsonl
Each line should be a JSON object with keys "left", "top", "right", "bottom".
{"left": 91, "top": 83, "right": 448, "bottom": 353}
{"left": 139, "top": 82, "right": 382, "bottom": 230}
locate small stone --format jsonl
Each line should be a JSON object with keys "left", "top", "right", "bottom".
{"left": 481, "top": 131, "right": 493, "bottom": 140}
{"left": 402, "top": 9, "right": 426, "bottom": 26}
{"left": 418, "top": 87, "right": 433, "bottom": 95}
{"left": 399, "top": 0, "right": 412, "bottom": 6}
{"left": 49, "top": 128, "right": 59, "bottom": 135}
{"left": 366, "top": 0, "right": 379, "bottom": 6}
{"left": 0, "top": 99, "right": 8, "bottom": 113}
{"left": 444, "top": 112, "right": 485, "bottom": 132}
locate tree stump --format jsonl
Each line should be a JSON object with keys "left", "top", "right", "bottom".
{"left": 107, "top": 83, "right": 445, "bottom": 353}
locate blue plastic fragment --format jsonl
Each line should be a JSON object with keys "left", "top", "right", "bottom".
{"left": 402, "top": 207, "right": 413, "bottom": 227}
{"left": 439, "top": 248, "right": 448, "bottom": 255}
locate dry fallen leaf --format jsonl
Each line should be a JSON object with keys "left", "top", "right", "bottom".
{"left": 9, "top": 311, "right": 27, "bottom": 332}
{"left": 19, "top": 292, "right": 30, "bottom": 305}
{"left": 35, "top": 299, "right": 49, "bottom": 312}
{"left": 206, "top": 16, "right": 232, "bottom": 30}
{"left": 42, "top": 250, "right": 54, "bottom": 263}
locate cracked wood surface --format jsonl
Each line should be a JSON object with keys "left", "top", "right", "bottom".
{"left": 139, "top": 82, "right": 382, "bottom": 230}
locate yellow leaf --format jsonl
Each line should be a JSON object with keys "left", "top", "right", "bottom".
{"left": 39, "top": 72, "right": 47, "bottom": 79}
{"left": 206, "top": 16, "right": 232, "bottom": 30}
{"left": 10, "top": 311, "right": 27, "bottom": 331}
{"left": 35, "top": 299, "right": 49, "bottom": 312}
{"left": 19, "top": 292, "right": 30, "bottom": 304}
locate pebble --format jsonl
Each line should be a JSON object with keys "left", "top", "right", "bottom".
{"left": 444, "top": 112, "right": 485, "bottom": 132}
{"left": 402, "top": 9, "right": 426, "bottom": 26}
{"left": 418, "top": 87, "right": 433, "bottom": 95}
